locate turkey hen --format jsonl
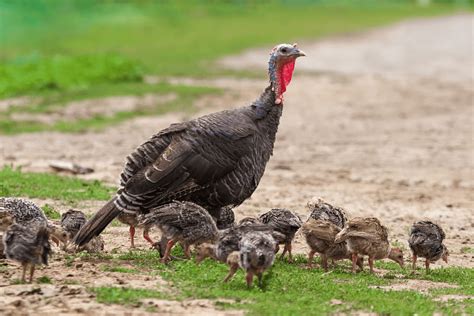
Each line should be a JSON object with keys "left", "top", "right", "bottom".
{"left": 74, "top": 43, "right": 305, "bottom": 247}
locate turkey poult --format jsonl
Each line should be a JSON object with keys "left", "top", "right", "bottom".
{"left": 73, "top": 43, "right": 305, "bottom": 247}
{"left": 306, "top": 197, "right": 347, "bottom": 228}
{"left": 409, "top": 221, "right": 449, "bottom": 272}
{"left": 60, "top": 209, "right": 105, "bottom": 253}
{"left": 301, "top": 219, "right": 363, "bottom": 271}
{"left": 2, "top": 217, "right": 51, "bottom": 283}
{"left": 139, "top": 201, "right": 219, "bottom": 262}
{"left": 334, "top": 217, "right": 404, "bottom": 274}
{"left": 258, "top": 208, "right": 302, "bottom": 262}
{"left": 215, "top": 206, "right": 235, "bottom": 230}
{"left": 0, "top": 197, "right": 68, "bottom": 247}
{"left": 239, "top": 231, "right": 276, "bottom": 287}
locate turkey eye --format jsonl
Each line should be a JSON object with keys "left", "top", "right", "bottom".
{"left": 281, "top": 47, "right": 288, "bottom": 53}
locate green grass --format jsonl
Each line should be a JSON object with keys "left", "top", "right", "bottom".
{"left": 92, "top": 287, "right": 167, "bottom": 306}
{"left": 41, "top": 204, "right": 61, "bottom": 220}
{"left": 0, "top": 166, "right": 114, "bottom": 201}
{"left": 109, "top": 251, "right": 474, "bottom": 315}
{"left": 461, "top": 247, "right": 474, "bottom": 254}
{"left": 102, "top": 265, "right": 140, "bottom": 274}
{"left": 0, "top": 82, "right": 219, "bottom": 134}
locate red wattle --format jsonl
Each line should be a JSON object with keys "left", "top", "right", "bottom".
{"left": 279, "top": 60, "right": 295, "bottom": 95}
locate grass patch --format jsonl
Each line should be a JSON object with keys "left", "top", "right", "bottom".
{"left": 0, "top": 166, "right": 114, "bottom": 201}
{"left": 41, "top": 204, "right": 61, "bottom": 220}
{"left": 461, "top": 247, "right": 474, "bottom": 254}
{"left": 92, "top": 287, "right": 166, "bottom": 306}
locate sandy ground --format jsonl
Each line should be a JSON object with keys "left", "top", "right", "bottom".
{"left": 0, "top": 14, "right": 473, "bottom": 315}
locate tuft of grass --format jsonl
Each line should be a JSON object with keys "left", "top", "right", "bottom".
{"left": 92, "top": 287, "right": 166, "bottom": 306}
{"left": 0, "top": 166, "right": 114, "bottom": 201}
{"left": 37, "top": 276, "right": 52, "bottom": 284}
{"left": 41, "top": 204, "right": 61, "bottom": 220}
{"left": 461, "top": 247, "right": 474, "bottom": 254}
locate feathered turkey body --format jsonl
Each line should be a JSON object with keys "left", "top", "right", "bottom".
{"left": 3, "top": 223, "right": 51, "bottom": 283}
{"left": 73, "top": 44, "right": 305, "bottom": 248}
{"left": 215, "top": 206, "right": 235, "bottom": 230}
{"left": 409, "top": 221, "right": 448, "bottom": 271}
{"left": 258, "top": 208, "right": 302, "bottom": 261}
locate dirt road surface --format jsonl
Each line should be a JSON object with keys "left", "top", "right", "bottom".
{"left": 0, "top": 14, "right": 472, "bottom": 315}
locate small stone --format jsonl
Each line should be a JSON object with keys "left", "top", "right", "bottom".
{"left": 75, "top": 263, "right": 83, "bottom": 269}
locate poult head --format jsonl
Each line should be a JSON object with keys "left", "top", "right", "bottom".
{"left": 195, "top": 243, "right": 216, "bottom": 264}
{"left": 268, "top": 43, "right": 306, "bottom": 105}
{"left": 388, "top": 247, "right": 404, "bottom": 268}
{"left": 47, "top": 223, "right": 69, "bottom": 246}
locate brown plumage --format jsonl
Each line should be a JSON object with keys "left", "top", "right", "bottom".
{"left": 215, "top": 206, "right": 235, "bottom": 230}
{"left": 301, "top": 219, "right": 363, "bottom": 271}
{"left": 73, "top": 44, "right": 305, "bottom": 248}
{"left": 409, "top": 221, "right": 448, "bottom": 272}
{"left": 139, "top": 201, "right": 219, "bottom": 262}
{"left": 258, "top": 208, "right": 302, "bottom": 262}
{"left": 334, "top": 217, "right": 404, "bottom": 273}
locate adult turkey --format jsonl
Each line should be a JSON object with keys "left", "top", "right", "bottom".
{"left": 74, "top": 43, "right": 305, "bottom": 247}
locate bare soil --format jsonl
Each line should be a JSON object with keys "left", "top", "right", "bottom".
{"left": 0, "top": 14, "right": 473, "bottom": 315}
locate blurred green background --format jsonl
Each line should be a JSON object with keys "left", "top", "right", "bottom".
{"left": 0, "top": 0, "right": 470, "bottom": 133}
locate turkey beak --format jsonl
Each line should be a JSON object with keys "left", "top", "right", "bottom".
{"left": 290, "top": 48, "right": 306, "bottom": 57}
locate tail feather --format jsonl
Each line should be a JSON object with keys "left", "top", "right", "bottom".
{"left": 73, "top": 198, "right": 121, "bottom": 246}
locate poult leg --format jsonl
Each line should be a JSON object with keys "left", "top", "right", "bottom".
{"left": 129, "top": 226, "right": 136, "bottom": 248}
{"left": 161, "top": 239, "right": 176, "bottom": 263}
{"left": 425, "top": 259, "right": 430, "bottom": 273}
{"left": 280, "top": 244, "right": 288, "bottom": 260}
{"left": 21, "top": 263, "right": 27, "bottom": 283}
{"left": 307, "top": 250, "right": 316, "bottom": 268}
{"left": 257, "top": 272, "right": 263, "bottom": 288}
{"left": 183, "top": 244, "right": 191, "bottom": 259}
{"left": 223, "top": 263, "right": 239, "bottom": 283}
{"left": 368, "top": 256, "right": 375, "bottom": 274}
{"left": 321, "top": 254, "right": 328, "bottom": 272}
{"left": 412, "top": 254, "right": 417, "bottom": 271}
{"left": 351, "top": 253, "right": 359, "bottom": 274}
{"left": 143, "top": 227, "right": 154, "bottom": 245}
{"left": 287, "top": 243, "right": 293, "bottom": 263}
{"left": 29, "top": 265, "right": 36, "bottom": 283}
{"left": 246, "top": 271, "right": 254, "bottom": 288}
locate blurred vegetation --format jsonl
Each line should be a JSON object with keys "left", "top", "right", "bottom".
{"left": 0, "top": 0, "right": 469, "bottom": 134}
{"left": 1, "top": 1, "right": 468, "bottom": 86}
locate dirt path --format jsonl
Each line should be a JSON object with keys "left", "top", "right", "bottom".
{"left": 0, "top": 14, "right": 473, "bottom": 314}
